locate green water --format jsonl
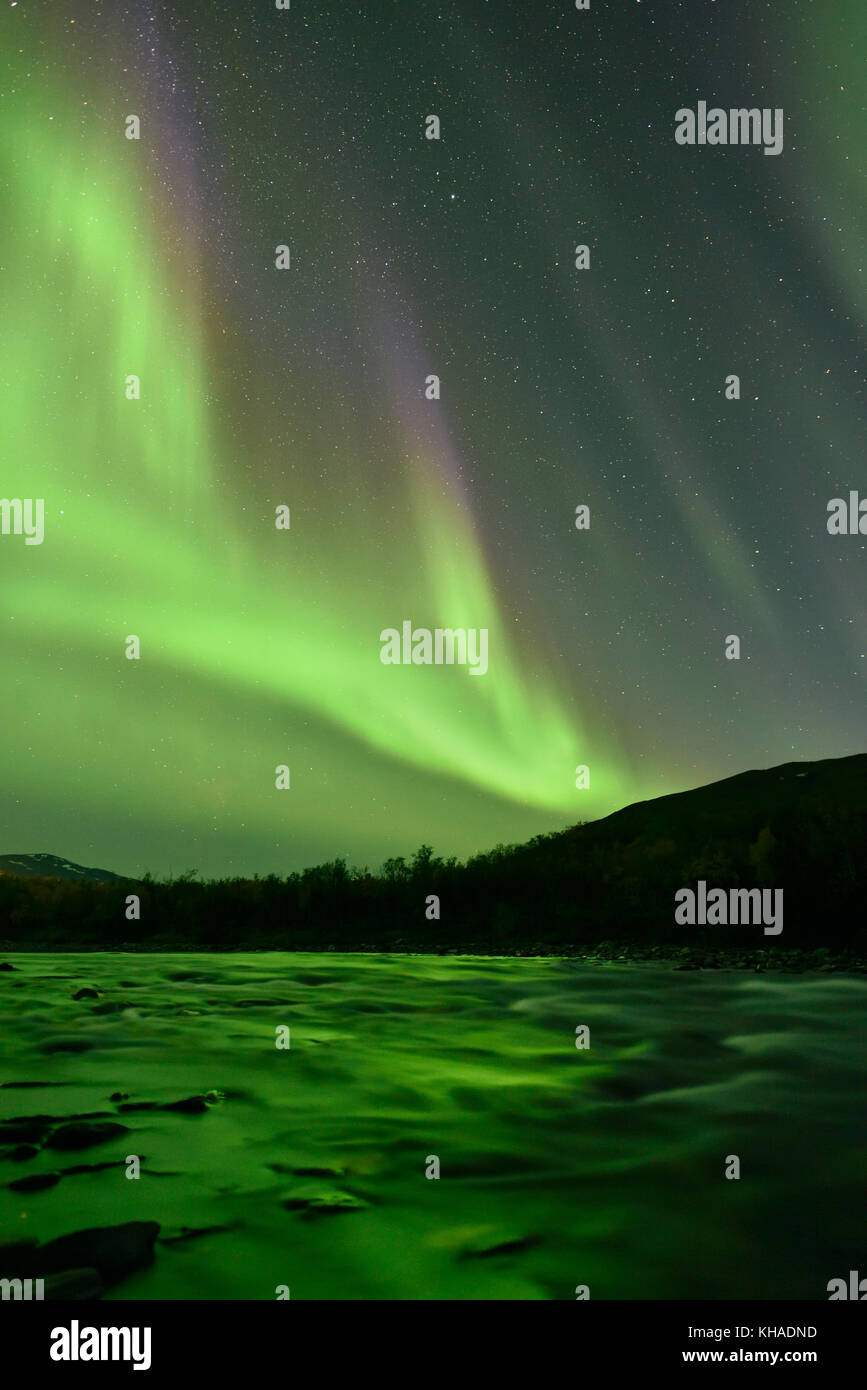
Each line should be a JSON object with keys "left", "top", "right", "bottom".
{"left": 1, "top": 953, "right": 864, "bottom": 1299}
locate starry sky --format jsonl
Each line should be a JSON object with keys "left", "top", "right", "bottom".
{"left": 1, "top": 0, "right": 863, "bottom": 879}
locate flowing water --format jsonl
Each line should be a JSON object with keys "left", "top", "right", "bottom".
{"left": 0, "top": 952, "right": 864, "bottom": 1300}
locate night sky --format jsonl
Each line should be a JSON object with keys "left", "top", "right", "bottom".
{"left": 1, "top": 0, "right": 863, "bottom": 879}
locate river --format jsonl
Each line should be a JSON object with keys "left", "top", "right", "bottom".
{"left": 1, "top": 952, "right": 864, "bottom": 1299}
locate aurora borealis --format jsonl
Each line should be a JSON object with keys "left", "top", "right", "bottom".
{"left": 1, "top": 0, "right": 863, "bottom": 879}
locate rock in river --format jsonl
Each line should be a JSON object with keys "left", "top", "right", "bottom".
{"left": 35, "top": 1221, "right": 160, "bottom": 1286}
{"left": 45, "top": 1122, "right": 129, "bottom": 1152}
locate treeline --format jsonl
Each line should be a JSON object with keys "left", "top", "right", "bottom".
{"left": 0, "top": 772, "right": 864, "bottom": 952}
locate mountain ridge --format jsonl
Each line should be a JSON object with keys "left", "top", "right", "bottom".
{"left": 0, "top": 853, "right": 123, "bottom": 884}
{"left": 1, "top": 752, "right": 864, "bottom": 887}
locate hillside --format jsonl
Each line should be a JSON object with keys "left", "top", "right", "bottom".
{"left": 0, "top": 753, "right": 864, "bottom": 953}
{"left": 0, "top": 853, "right": 123, "bottom": 884}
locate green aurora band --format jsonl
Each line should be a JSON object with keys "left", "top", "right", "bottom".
{"left": 5, "top": 3, "right": 860, "bottom": 879}
{"left": 0, "top": 38, "right": 643, "bottom": 876}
